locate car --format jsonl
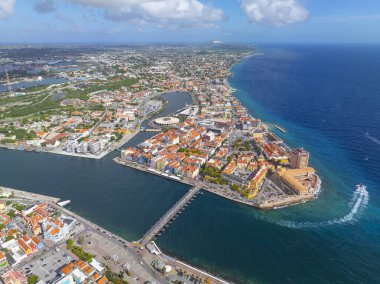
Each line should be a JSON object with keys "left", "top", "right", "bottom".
{"left": 139, "top": 261, "right": 143, "bottom": 265}
{"left": 42, "top": 263, "right": 47, "bottom": 267}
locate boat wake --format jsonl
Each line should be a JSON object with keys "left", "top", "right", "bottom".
{"left": 365, "top": 132, "right": 380, "bottom": 145}
{"left": 264, "top": 185, "right": 369, "bottom": 229}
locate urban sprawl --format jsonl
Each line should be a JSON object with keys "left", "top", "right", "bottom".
{"left": 0, "top": 45, "right": 321, "bottom": 284}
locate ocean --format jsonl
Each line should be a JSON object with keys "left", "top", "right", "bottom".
{"left": 156, "top": 44, "right": 380, "bottom": 283}
{"left": 0, "top": 45, "right": 380, "bottom": 283}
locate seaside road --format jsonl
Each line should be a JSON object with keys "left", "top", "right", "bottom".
{"left": 47, "top": 202, "right": 168, "bottom": 284}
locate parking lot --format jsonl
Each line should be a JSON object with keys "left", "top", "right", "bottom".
{"left": 21, "top": 248, "right": 71, "bottom": 283}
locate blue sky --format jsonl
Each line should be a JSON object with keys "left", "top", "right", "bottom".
{"left": 0, "top": 0, "right": 379, "bottom": 43}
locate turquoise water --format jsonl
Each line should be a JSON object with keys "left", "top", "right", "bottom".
{"left": 156, "top": 45, "right": 380, "bottom": 283}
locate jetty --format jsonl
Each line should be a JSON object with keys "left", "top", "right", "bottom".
{"left": 273, "top": 124, "right": 288, "bottom": 133}
{"left": 139, "top": 185, "right": 202, "bottom": 246}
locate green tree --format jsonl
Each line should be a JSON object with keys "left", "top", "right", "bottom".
{"left": 5, "top": 235, "right": 14, "bottom": 242}
{"left": 231, "top": 184, "right": 240, "bottom": 192}
{"left": 13, "top": 203, "right": 26, "bottom": 211}
{"left": 67, "top": 238, "right": 74, "bottom": 249}
{"left": 27, "top": 275, "right": 39, "bottom": 284}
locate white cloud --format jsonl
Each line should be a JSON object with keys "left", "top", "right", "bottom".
{"left": 0, "top": 0, "right": 16, "bottom": 19}
{"left": 68, "top": 0, "right": 226, "bottom": 28}
{"left": 241, "top": 0, "right": 309, "bottom": 26}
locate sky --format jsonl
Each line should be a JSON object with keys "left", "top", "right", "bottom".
{"left": 0, "top": 0, "right": 379, "bottom": 44}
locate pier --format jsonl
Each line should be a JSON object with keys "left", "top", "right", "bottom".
{"left": 57, "top": 200, "right": 71, "bottom": 207}
{"left": 273, "top": 124, "right": 288, "bottom": 133}
{"left": 139, "top": 185, "right": 202, "bottom": 246}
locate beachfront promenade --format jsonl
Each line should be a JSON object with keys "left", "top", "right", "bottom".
{"left": 140, "top": 185, "right": 202, "bottom": 246}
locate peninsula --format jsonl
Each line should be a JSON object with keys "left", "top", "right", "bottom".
{"left": 114, "top": 48, "right": 321, "bottom": 210}
{"left": 0, "top": 45, "right": 321, "bottom": 209}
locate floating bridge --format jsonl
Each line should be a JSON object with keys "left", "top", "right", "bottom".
{"left": 139, "top": 185, "right": 202, "bottom": 246}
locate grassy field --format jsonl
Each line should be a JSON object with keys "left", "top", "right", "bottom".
{"left": 0, "top": 77, "right": 138, "bottom": 119}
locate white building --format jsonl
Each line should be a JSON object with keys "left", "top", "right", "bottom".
{"left": 41, "top": 215, "right": 76, "bottom": 242}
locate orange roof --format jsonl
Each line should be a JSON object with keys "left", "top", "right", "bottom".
{"left": 61, "top": 262, "right": 75, "bottom": 275}
{"left": 97, "top": 275, "right": 108, "bottom": 284}
{"left": 50, "top": 228, "right": 60, "bottom": 236}
{"left": 31, "top": 236, "right": 41, "bottom": 245}
{"left": 92, "top": 273, "right": 101, "bottom": 280}
{"left": 36, "top": 131, "right": 47, "bottom": 138}
{"left": 77, "top": 260, "right": 87, "bottom": 269}
{"left": 17, "top": 239, "right": 31, "bottom": 253}
{"left": 22, "top": 235, "right": 30, "bottom": 243}
{"left": 223, "top": 161, "right": 237, "bottom": 175}
{"left": 83, "top": 266, "right": 94, "bottom": 275}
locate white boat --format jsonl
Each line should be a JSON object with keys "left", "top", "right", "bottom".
{"left": 356, "top": 184, "right": 366, "bottom": 191}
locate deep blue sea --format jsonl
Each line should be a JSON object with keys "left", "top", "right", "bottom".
{"left": 156, "top": 45, "right": 380, "bottom": 283}
{"left": 1, "top": 45, "right": 380, "bottom": 284}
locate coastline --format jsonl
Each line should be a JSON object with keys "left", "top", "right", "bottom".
{"left": 113, "top": 157, "right": 319, "bottom": 210}
{"left": 0, "top": 185, "right": 232, "bottom": 284}
{"left": 1, "top": 45, "right": 379, "bottom": 284}
{"left": 0, "top": 130, "right": 139, "bottom": 160}
{"left": 114, "top": 53, "right": 321, "bottom": 211}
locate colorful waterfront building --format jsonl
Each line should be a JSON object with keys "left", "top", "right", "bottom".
{"left": 41, "top": 215, "right": 76, "bottom": 242}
